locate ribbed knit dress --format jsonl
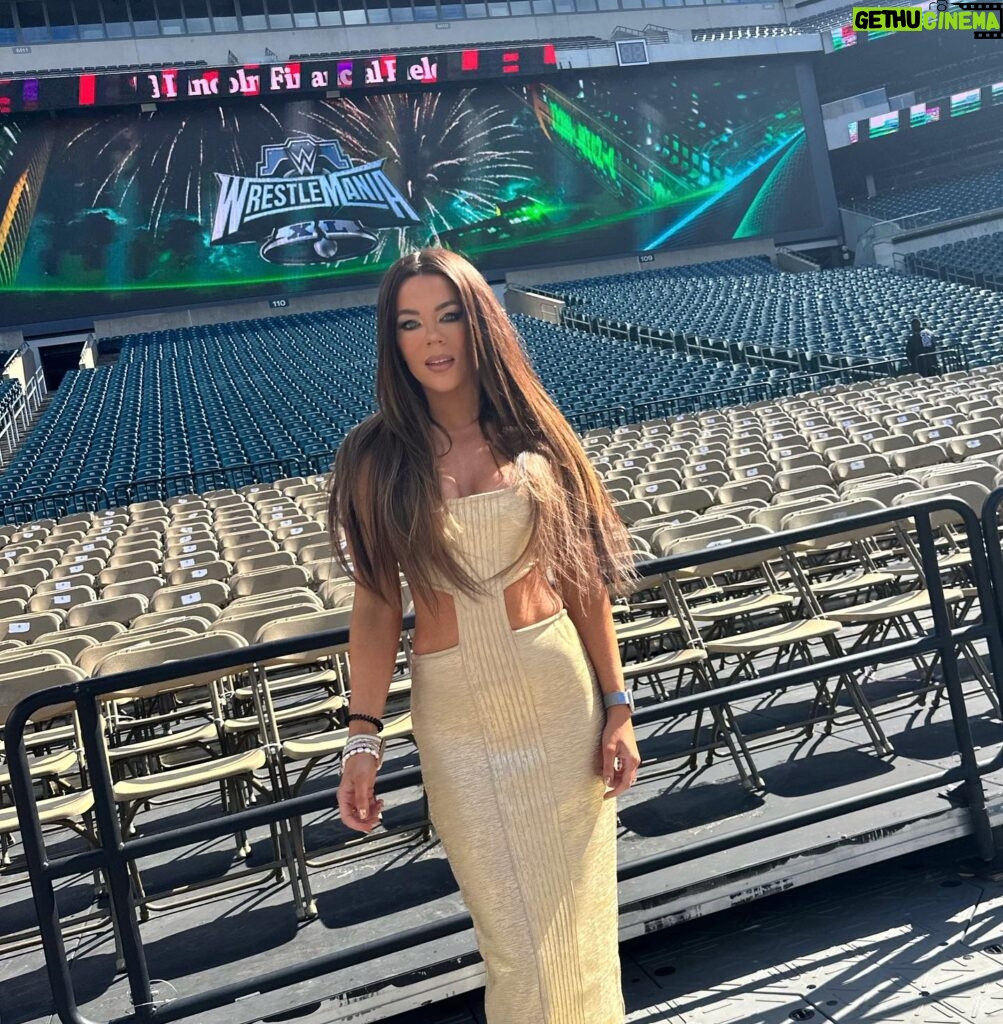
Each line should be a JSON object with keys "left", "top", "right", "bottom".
{"left": 408, "top": 452, "right": 624, "bottom": 1024}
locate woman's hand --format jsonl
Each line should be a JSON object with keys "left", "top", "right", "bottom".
{"left": 337, "top": 753, "right": 384, "bottom": 833}
{"left": 600, "top": 705, "right": 640, "bottom": 799}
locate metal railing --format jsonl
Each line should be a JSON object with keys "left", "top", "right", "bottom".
{"left": 906, "top": 255, "right": 1003, "bottom": 294}
{"left": 8, "top": 492, "right": 1003, "bottom": 1024}
{"left": 0, "top": 364, "right": 47, "bottom": 468}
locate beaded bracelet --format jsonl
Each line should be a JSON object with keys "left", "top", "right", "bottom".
{"left": 343, "top": 734, "right": 385, "bottom": 769}
{"left": 343, "top": 747, "right": 382, "bottom": 767}
{"left": 347, "top": 713, "right": 384, "bottom": 733}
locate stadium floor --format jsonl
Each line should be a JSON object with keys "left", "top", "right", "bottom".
{"left": 5, "top": 640, "right": 1003, "bottom": 1024}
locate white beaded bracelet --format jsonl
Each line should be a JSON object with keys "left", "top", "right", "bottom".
{"left": 343, "top": 735, "right": 385, "bottom": 768}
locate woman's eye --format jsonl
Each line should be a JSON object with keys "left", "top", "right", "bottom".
{"left": 442, "top": 311, "right": 463, "bottom": 323}
{"left": 398, "top": 319, "right": 419, "bottom": 331}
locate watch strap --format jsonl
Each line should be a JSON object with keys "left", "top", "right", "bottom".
{"left": 603, "top": 690, "right": 634, "bottom": 712}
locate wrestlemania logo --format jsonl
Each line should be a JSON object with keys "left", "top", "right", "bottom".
{"left": 211, "top": 133, "right": 421, "bottom": 265}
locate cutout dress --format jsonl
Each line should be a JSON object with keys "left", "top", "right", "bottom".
{"left": 408, "top": 452, "right": 624, "bottom": 1024}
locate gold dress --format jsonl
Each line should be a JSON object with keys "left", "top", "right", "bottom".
{"left": 408, "top": 454, "right": 624, "bottom": 1024}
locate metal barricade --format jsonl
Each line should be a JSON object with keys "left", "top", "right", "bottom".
{"left": 8, "top": 494, "right": 1003, "bottom": 1024}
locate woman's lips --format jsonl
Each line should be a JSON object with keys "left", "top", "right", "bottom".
{"left": 425, "top": 357, "right": 455, "bottom": 372}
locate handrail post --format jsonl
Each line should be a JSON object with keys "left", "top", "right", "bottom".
{"left": 5, "top": 701, "right": 83, "bottom": 1024}
{"left": 914, "top": 512, "right": 996, "bottom": 862}
{"left": 76, "top": 694, "right": 155, "bottom": 1019}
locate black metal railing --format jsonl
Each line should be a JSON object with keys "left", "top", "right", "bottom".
{"left": 8, "top": 493, "right": 1003, "bottom": 1024}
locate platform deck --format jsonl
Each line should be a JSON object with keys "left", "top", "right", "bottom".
{"left": 4, "top": 645, "right": 1003, "bottom": 1024}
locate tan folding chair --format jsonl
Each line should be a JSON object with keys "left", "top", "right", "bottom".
{"left": 233, "top": 551, "right": 297, "bottom": 575}
{"left": 774, "top": 465, "right": 834, "bottom": 492}
{"left": 613, "top": 499, "right": 655, "bottom": 526}
{"left": 718, "top": 479, "right": 774, "bottom": 505}
{"left": 34, "top": 632, "right": 98, "bottom": 663}
{"left": 948, "top": 434, "right": 1002, "bottom": 463}
{"left": 0, "top": 584, "right": 31, "bottom": 605}
{"left": 275, "top": 521, "right": 322, "bottom": 544}
{"left": 162, "top": 551, "right": 217, "bottom": 575}
{"left": 78, "top": 628, "right": 202, "bottom": 677}
{"left": 223, "top": 539, "right": 280, "bottom": 563}
{"left": 2, "top": 568, "right": 48, "bottom": 591}
{"left": 209, "top": 602, "right": 320, "bottom": 645}
{"left": 289, "top": 536, "right": 335, "bottom": 561}
{"left": 167, "top": 560, "right": 231, "bottom": 588}
{"left": 616, "top": 568, "right": 763, "bottom": 788}
{"left": 36, "top": 622, "right": 126, "bottom": 647}
{"left": 872, "top": 434, "right": 914, "bottom": 456}
{"left": 132, "top": 604, "right": 221, "bottom": 631}
{"left": 107, "top": 548, "right": 161, "bottom": 569}
{"left": 98, "top": 562, "right": 160, "bottom": 587}
{"left": 54, "top": 557, "right": 106, "bottom": 581}
{"left": 0, "top": 612, "right": 63, "bottom": 644}
{"left": 841, "top": 477, "right": 922, "bottom": 506}
{"left": 651, "top": 516, "right": 746, "bottom": 558}
{"left": 229, "top": 565, "right": 311, "bottom": 599}
{"left": 318, "top": 578, "right": 355, "bottom": 609}
{"left": 101, "top": 577, "right": 164, "bottom": 603}
{"left": 151, "top": 580, "right": 230, "bottom": 612}
{"left": 97, "top": 631, "right": 311, "bottom": 919}
{"left": 66, "top": 539, "right": 115, "bottom": 559}
{"left": 668, "top": 527, "right": 891, "bottom": 755}
{"left": 252, "top": 612, "right": 416, "bottom": 911}
{"left": 223, "top": 589, "right": 324, "bottom": 617}
{"left": 890, "top": 443, "right": 948, "bottom": 474}
{"left": 0, "top": 598, "right": 26, "bottom": 619}
{"left": 29, "top": 586, "right": 97, "bottom": 614}
{"left": 67, "top": 595, "right": 148, "bottom": 629}
{"left": 0, "top": 665, "right": 97, "bottom": 930}
{"left": 781, "top": 498, "right": 899, "bottom": 604}
{"left": 653, "top": 488, "right": 715, "bottom": 516}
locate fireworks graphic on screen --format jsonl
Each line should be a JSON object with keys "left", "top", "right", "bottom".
{"left": 303, "top": 89, "right": 535, "bottom": 259}
{"left": 55, "top": 89, "right": 534, "bottom": 266}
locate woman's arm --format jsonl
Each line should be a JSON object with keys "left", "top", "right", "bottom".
{"left": 562, "top": 576, "right": 626, "bottom": 700}
{"left": 561, "top": 576, "right": 640, "bottom": 799}
{"left": 337, "top": 576, "right": 403, "bottom": 833}
{"left": 347, "top": 579, "right": 404, "bottom": 733}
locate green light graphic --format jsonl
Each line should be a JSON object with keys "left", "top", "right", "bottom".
{"left": 547, "top": 101, "right": 618, "bottom": 183}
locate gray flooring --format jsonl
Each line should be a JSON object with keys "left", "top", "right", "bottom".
{"left": 5, "top": 637, "right": 1003, "bottom": 1024}
{"left": 382, "top": 840, "right": 1003, "bottom": 1024}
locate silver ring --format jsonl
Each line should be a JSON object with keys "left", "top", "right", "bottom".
{"left": 613, "top": 756, "right": 623, "bottom": 771}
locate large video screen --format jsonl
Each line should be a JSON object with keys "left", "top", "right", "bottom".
{"left": 0, "top": 61, "right": 828, "bottom": 329}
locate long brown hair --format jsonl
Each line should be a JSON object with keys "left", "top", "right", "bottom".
{"left": 328, "top": 247, "right": 637, "bottom": 609}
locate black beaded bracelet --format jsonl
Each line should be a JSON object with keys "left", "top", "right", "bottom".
{"left": 347, "top": 713, "right": 384, "bottom": 733}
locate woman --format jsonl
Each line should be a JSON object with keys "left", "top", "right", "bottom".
{"left": 328, "top": 247, "right": 641, "bottom": 1024}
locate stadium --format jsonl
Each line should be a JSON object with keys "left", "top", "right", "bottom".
{"left": 2, "top": 0, "right": 1003, "bottom": 1021}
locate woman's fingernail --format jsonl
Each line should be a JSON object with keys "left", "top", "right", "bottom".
{"left": 604, "top": 777, "right": 611, "bottom": 786}
{"left": 359, "top": 808, "right": 368, "bottom": 820}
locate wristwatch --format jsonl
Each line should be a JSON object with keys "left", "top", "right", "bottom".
{"left": 603, "top": 690, "right": 635, "bottom": 713}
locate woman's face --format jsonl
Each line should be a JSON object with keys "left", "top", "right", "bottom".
{"left": 395, "top": 272, "right": 475, "bottom": 396}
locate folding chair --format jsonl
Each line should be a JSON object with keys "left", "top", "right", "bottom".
{"left": 665, "top": 526, "right": 892, "bottom": 756}
{"left": 96, "top": 632, "right": 313, "bottom": 921}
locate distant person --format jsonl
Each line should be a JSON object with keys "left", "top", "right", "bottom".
{"left": 906, "top": 317, "right": 939, "bottom": 376}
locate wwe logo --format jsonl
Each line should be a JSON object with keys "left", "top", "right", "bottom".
{"left": 212, "top": 131, "right": 421, "bottom": 248}
{"left": 256, "top": 134, "right": 352, "bottom": 178}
